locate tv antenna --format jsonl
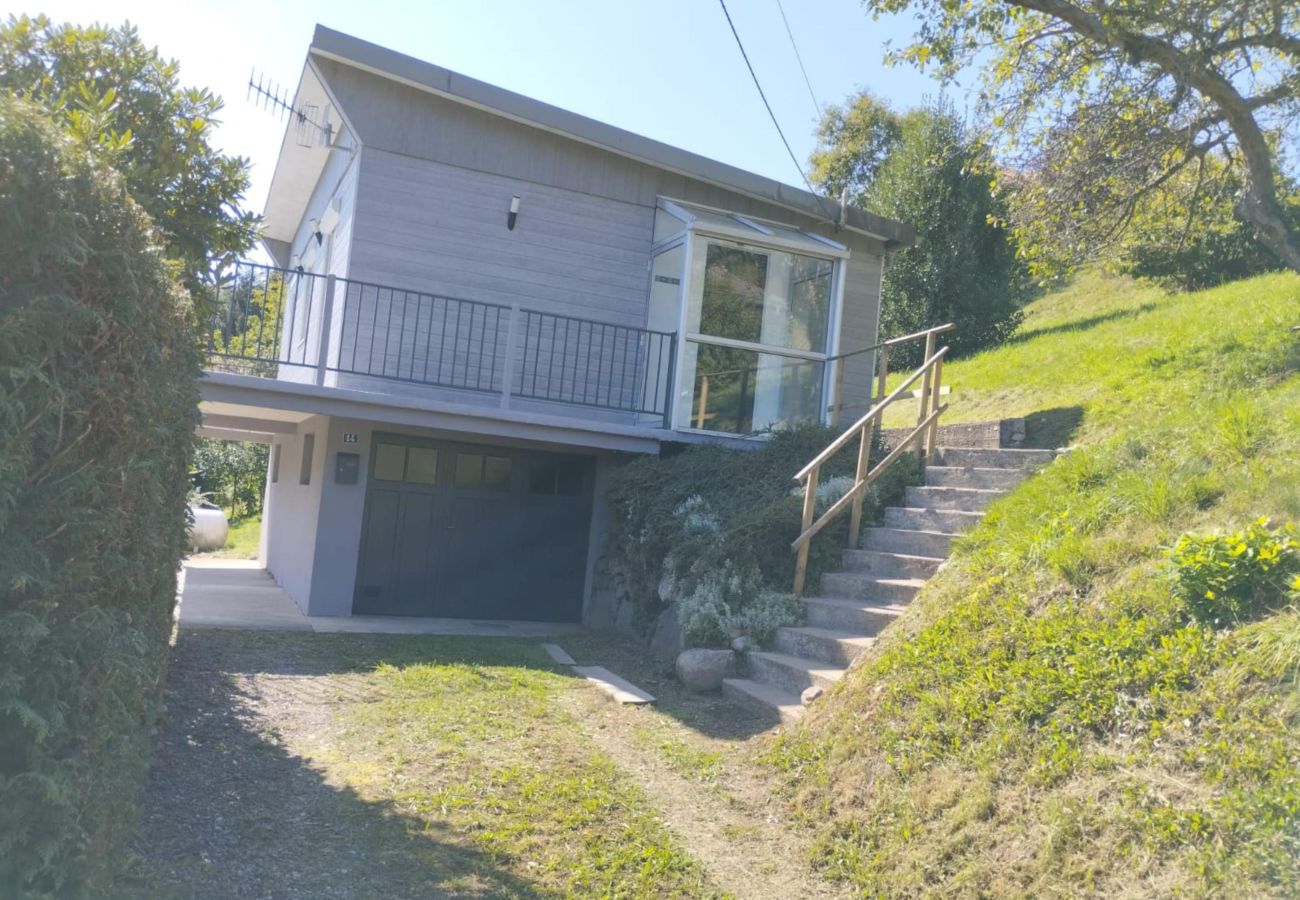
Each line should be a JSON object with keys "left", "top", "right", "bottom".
{"left": 247, "top": 69, "right": 334, "bottom": 149}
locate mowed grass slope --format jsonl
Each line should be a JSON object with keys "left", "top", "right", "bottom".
{"left": 771, "top": 270, "right": 1300, "bottom": 897}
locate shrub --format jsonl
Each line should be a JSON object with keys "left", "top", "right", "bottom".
{"left": 0, "top": 98, "right": 198, "bottom": 897}
{"left": 600, "top": 424, "right": 918, "bottom": 647}
{"left": 1169, "top": 518, "right": 1300, "bottom": 626}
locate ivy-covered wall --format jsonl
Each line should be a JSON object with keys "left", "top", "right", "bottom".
{"left": 598, "top": 424, "right": 918, "bottom": 648}
{"left": 0, "top": 98, "right": 199, "bottom": 897}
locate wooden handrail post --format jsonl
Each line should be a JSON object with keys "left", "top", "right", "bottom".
{"left": 873, "top": 344, "right": 889, "bottom": 446}
{"left": 875, "top": 344, "right": 890, "bottom": 404}
{"left": 793, "top": 463, "right": 819, "bottom": 596}
{"left": 916, "top": 332, "right": 936, "bottom": 455}
{"left": 829, "top": 358, "right": 846, "bottom": 426}
{"left": 694, "top": 375, "right": 709, "bottom": 429}
{"left": 926, "top": 354, "right": 944, "bottom": 464}
{"left": 848, "top": 421, "right": 872, "bottom": 549}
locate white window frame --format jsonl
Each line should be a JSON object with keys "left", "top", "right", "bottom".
{"left": 651, "top": 199, "right": 850, "bottom": 435}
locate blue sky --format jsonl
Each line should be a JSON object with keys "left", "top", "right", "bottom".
{"left": 23, "top": 0, "right": 974, "bottom": 214}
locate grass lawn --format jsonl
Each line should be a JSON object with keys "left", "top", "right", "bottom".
{"left": 120, "top": 629, "right": 846, "bottom": 900}
{"left": 770, "top": 269, "right": 1300, "bottom": 896}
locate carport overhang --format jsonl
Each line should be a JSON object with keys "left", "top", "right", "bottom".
{"left": 197, "top": 372, "right": 683, "bottom": 454}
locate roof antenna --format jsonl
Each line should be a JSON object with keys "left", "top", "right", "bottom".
{"left": 247, "top": 68, "right": 334, "bottom": 148}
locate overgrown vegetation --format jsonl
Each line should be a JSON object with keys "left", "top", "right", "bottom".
{"left": 0, "top": 98, "right": 199, "bottom": 897}
{"left": 192, "top": 437, "right": 268, "bottom": 520}
{"left": 767, "top": 269, "right": 1300, "bottom": 896}
{"left": 600, "top": 425, "right": 917, "bottom": 647}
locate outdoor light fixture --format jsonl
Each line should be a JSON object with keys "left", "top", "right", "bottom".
{"left": 309, "top": 217, "right": 324, "bottom": 245}
{"left": 507, "top": 195, "right": 521, "bottom": 230}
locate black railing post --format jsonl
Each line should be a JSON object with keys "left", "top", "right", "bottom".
{"left": 661, "top": 332, "right": 678, "bottom": 429}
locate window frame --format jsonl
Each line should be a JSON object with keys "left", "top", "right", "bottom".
{"left": 651, "top": 199, "right": 848, "bottom": 436}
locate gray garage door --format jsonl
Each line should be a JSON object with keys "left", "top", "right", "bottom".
{"left": 352, "top": 434, "right": 594, "bottom": 621}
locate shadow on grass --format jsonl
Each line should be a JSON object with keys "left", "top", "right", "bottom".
{"left": 120, "top": 627, "right": 781, "bottom": 897}
{"left": 1007, "top": 302, "right": 1160, "bottom": 346}
{"left": 118, "top": 631, "right": 557, "bottom": 900}
{"left": 1023, "top": 406, "right": 1085, "bottom": 449}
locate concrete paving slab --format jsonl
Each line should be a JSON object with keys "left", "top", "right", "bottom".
{"left": 178, "top": 562, "right": 311, "bottom": 632}
{"left": 541, "top": 643, "right": 577, "bottom": 665}
{"left": 309, "top": 615, "right": 583, "bottom": 637}
{"left": 572, "top": 666, "right": 655, "bottom": 704}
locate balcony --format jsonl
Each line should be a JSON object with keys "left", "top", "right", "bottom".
{"left": 204, "top": 262, "right": 678, "bottom": 431}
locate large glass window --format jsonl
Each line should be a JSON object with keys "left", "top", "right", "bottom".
{"left": 681, "top": 236, "right": 836, "bottom": 435}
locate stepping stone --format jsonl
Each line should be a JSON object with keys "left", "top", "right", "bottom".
{"left": 572, "top": 666, "right": 655, "bottom": 705}
{"left": 540, "top": 642, "right": 576, "bottom": 665}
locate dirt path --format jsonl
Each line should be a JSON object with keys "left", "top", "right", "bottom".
{"left": 118, "top": 633, "right": 527, "bottom": 899}
{"left": 566, "top": 688, "right": 850, "bottom": 900}
{"left": 120, "top": 630, "right": 845, "bottom": 899}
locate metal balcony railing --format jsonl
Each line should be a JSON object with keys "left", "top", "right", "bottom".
{"left": 204, "top": 261, "right": 678, "bottom": 424}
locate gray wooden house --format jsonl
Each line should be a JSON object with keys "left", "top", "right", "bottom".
{"left": 200, "top": 25, "right": 913, "bottom": 623}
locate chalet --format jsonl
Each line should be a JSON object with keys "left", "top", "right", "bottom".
{"left": 200, "top": 25, "right": 914, "bottom": 623}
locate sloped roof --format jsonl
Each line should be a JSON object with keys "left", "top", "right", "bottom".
{"left": 297, "top": 25, "right": 913, "bottom": 247}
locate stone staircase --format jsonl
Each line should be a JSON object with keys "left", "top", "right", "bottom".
{"left": 723, "top": 446, "right": 1056, "bottom": 723}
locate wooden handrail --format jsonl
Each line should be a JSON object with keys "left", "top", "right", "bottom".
{"left": 825, "top": 322, "right": 956, "bottom": 364}
{"left": 791, "top": 403, "right": 947, "bottom": 551}
{"left": 797, "top": 346, "right": 949, "bottom": 481}
{"left": 791, "top": 325, "right": 954, "bottom": 596}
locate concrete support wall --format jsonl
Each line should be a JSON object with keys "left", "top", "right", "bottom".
{"left": 263, "top": 415, "right": 330, "bottom": 610}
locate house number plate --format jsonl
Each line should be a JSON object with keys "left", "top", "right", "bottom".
{"left": 342, "top": 433, "right": 359, "bottom": 444}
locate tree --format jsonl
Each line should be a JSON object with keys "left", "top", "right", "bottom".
{"left": 861, "top": 0, "right": 1300, "bottom": 278}
{"left": 812, "top": 93, "right": 1030, "bottom": 363}
{"left": 0, "top": 15, "right": 257, "bottom": 291}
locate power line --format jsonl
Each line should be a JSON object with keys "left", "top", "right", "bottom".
{"left": 716, "top": 0, "right": 836, "bottom": 225}
{"left": 774, "top": 0, "right": 821, "bottom": 118}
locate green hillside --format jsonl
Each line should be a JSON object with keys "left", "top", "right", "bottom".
{"left": 770, "top": 270, "right": 1300, "bottom": 897}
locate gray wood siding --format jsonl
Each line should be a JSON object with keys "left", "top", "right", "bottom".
{"left": 316, "top": 58, "right": 888, "bottom": 257}
{"left": 349, "top": 148, "right": 653, "bottom": 324}
{"left": 836, "top": 253, "right": 884, "bottom": 423}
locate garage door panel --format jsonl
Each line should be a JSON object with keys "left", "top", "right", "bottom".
{"left": 392, "top": 493, "right": 436, "bottom": 616}
{"left": 354, "top": 489, "right": 402, "bottom": 615}
{"left": 353, "top": 435, "right": 593, "bottom": 622}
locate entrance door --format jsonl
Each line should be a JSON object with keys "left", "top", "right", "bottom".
{"left": 352, "top": 435, "right": 593, "bottom": 621}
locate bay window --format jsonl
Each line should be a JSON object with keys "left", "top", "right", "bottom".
{"left": 651, "top": 199, "right": 846, "bottom": 435}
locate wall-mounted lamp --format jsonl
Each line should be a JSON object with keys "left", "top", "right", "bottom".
{"left": 308, "top": 218, "right": 324, "bottom": 246}
{"left": 507, "top": 195, "right": 521, "bottom": 231}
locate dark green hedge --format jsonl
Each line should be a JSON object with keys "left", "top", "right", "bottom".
{"left": 0, "top": 97, "right": 199, "bottom": 897}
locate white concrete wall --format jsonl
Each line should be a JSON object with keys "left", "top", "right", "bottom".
{"left": 263, "top": 416, "right": 330, "bottom": 610}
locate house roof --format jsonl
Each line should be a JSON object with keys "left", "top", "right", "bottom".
{"left": 293, "top": 25, "right": 913, "bottom": 247}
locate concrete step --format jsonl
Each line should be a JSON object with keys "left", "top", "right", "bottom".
{"left": 925, "top": 465, "right": 1027, "bottom": 490}
{"left": 748, "top": 650, "right": 844, "bottom": 695}
{"left": 840, "top": 549, "right": 943, "bottom": 579}
{"left": 775, "top": 625, "right": 875, "bottom": 667}
{"left": 933, "top": 446, "right": 1055, "bottom": 470}
{"left": 884, "top": 506, "right": 984, "bottom": 533}
{"left": 722, "top": 677, "right": 804, "bottom": 724}
{"left": 862, "top": 527, "right": 954, "bottom": 557}
{"left": 818, "top": 573, "right": 924, "bottom": 604}
{"left": 905, "top": 485, "right": 1004, "bottom": 512}
{"left": 802, "top": 596, "right": 907, "bottom": 633}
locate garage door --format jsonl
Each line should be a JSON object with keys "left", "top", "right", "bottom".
{"left": 352, "top": 434, "right": 594, "bottom": 621}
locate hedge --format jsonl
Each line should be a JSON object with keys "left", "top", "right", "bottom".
{"left": 0, "top": 97, "right": 199, "bottom": 897}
